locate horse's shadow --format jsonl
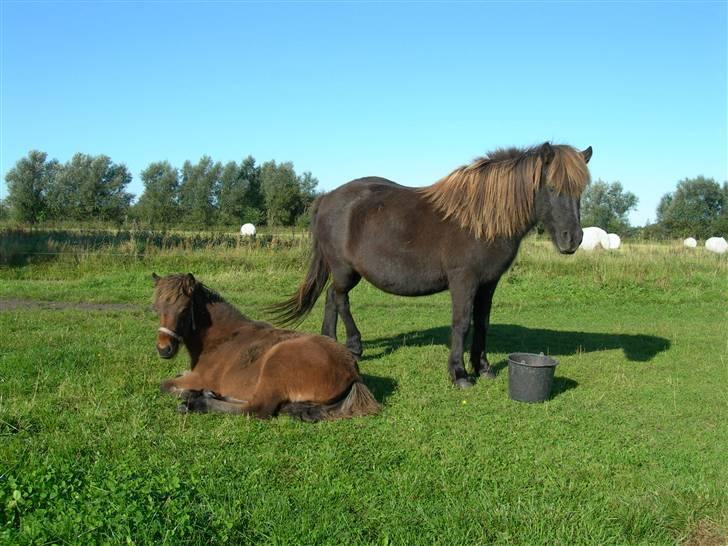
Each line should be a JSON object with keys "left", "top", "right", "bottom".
{"left": 364, "top": 323, "right": 671, "bottom": 367}
{"left": 360, "top": 373, "right": 398, "bottom": 404}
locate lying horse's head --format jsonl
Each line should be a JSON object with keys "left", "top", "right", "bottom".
{"left": 151, "top": 272, "right": 198, "bottom": 359}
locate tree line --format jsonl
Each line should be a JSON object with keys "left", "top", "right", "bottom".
{"left": 2, "top": 150, "right": 727, "bottom": 238}
{"left": 2, "top": 151, "right": 318, "bottom": 228}
{"left": 580, "top": 177, "right": 727, "bottom": 239}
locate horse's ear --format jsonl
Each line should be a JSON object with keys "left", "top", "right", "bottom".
{"left": 581, "top": 146, "right": 593, "bottom": 164}
{"left": 183, "top": 273, "right": 197, "bottom": 296}
{"left": 540, "top": 142, "right": 556, "bottom": 164}
{"left": 152, "top": 272, "right": 160, "bottom": 285}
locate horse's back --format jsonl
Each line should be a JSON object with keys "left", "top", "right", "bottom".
{"left": 314, "top": 176, "right": 407, "bottom": 235}
{"left": 314, "top": 177, "right": 458, "bottom": 294}
{"left": 258, "top": 334, "right": 360, "bottom": 403}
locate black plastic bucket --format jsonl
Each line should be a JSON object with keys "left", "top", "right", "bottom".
{"left": 508, "top": 352, "right": 558, "bottom": 403}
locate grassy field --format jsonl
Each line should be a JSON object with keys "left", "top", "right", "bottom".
{"left": 1, "top": 228, "right": 727, "bottom": 544}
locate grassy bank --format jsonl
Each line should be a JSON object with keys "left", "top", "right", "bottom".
{"left": 1, "top": 228, "right": 726, "bottom": 544}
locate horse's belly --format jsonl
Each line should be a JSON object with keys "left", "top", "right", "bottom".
{"left": 357, "top": 258, "right": 448, "bottom": 297}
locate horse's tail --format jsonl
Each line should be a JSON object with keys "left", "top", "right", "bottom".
{"left": 280, "top": 381, "right": 380, "bottom": 422}
{"left": 267, "top": 201, "right": 329, "bottom": 326}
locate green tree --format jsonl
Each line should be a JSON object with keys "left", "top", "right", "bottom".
{"left": 580, "top": 179, "right": 638, "bottom": 233}
{"left": 216, "top": 158, "right": 264, "bottom": 227}
{"left": 5, "top": 150, "right": 59, "bottom": 224}
{"left": 49, "top": 154, "right": 133, "bottom": 223}
{"left": 707, "top": 181, "right": 728, "bottom": 236}
{"left": 46, "top": 161, "right": 78, "bottom": 220}
{"left": 0, "top": 198, "right": 9, "bottom": 221}
{"left": 260, "top": 161, "right": 302, "bottom": 226}
{"left": 656, "top": 176, "right": 725, "bottom": 238}
{"left": 179, "top": 156, "right": 222, "bottom": 227}
{"left": 135, "top": 161, "right": 179, "bottom": 227}
{"left": 240, "top": 156, "right": 264, "bottom": 224}
{"left": 259, "top": 161, "right": 319, "bottom": 226}
{"left": 295, "top": 171, "right": 319, "bottom": 227}
{"left": 217, "top": 161, "right": 244, "bottom": 226}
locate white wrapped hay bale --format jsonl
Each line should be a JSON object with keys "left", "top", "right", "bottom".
{"left": 683, "top": 237, "right": 697, "bottom": 248}
{"left": 240, "top": 223, "right": 257, "bottom": 237}
{"left": 579, "top": 226, "right": 610, "bottom": 251}
{"left": 705, "top": 237, "right": 728, "bottom": 254}
{"left": 606, "top": 233, "right": 621, "bottom": 250}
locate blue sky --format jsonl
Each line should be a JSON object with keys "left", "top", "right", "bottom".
{"left": 1, "top": 1, "right": 726, "bottom": 226}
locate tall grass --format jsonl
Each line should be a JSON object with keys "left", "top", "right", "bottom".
{"left": 0, "top": 226, "right": 310, "bottom": 266}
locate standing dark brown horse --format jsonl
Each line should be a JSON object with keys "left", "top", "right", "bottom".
{"left": 271, "top": 143, "right": 592, "bottom": 388}
{"left": 152, "top": 273, "right": 379, "bottom": 420}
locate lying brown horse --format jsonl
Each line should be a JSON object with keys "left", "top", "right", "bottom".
{"left": 152, "top": 273, "right": 379, "bottom": 421}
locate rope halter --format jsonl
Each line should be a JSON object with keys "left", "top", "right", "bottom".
{"left": 156, "top": 297, "right": 195, "bottom": 342}
{"left": 157, "top": 326, "right": 183, "bottom": 341}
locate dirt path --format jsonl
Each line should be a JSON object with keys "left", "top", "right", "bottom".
{"left": 0, "top": 299, "right": 142, "bottom": 312}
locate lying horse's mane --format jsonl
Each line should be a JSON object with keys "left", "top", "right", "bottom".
{"left": 155, "top": 274, "right": 228, "bottom": 307}
{"left": 419, "top": 144, "right": 590, "bottom": 240}
{"left": 195, "top": 283, "right": 226, "bottom": 304}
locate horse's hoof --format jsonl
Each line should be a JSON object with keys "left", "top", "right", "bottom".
{"left": 454, "top": 378, "right": 473, "bottom": 389}
{"left": 479, "top": 369, "right": 497, "bottom": 380}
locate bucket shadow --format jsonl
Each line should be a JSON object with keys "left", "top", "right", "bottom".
{"left": 505, "top": 376, "right": 579, "bottom": 402}
{"left": 365, "top": 323, "right": 670, "bottom": 364}
{"left": 550, "top": 376, "right": 579, "bottom": 398}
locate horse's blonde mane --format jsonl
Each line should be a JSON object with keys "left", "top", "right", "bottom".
{"left": 419, "top": 144, "right": 590, "bottom": 240}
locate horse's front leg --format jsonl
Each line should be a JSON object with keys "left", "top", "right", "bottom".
{"left": 448, "top": 280, "right": 477, "bottom": 389}
{"left": 160, "top": 372, "right": 208, "bottom": 398}
{"left": 471, "top": 282, "right": 498, "bottom": 380}
{"left": 178, "top": 393, "right": 273, "bottom": 417}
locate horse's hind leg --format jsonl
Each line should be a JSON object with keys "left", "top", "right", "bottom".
{"left": 330, "top": 269, "right": 363, "bottom": 359}
{"left": 471, "top": 281, "right": 498, "bottom": 380}
{"left": 321, "top": 285, "right": 338, "bottom": 340}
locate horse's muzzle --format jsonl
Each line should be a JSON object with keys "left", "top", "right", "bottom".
{"left": 556, "top": 228, "right": 583, "bottom": 254}
{"left": 157, "top": 342, "right": 178, "bottom": 359}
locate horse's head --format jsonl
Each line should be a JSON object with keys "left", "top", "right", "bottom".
{"left": 534, "top": 143, "right": 592, "bottom": 254}
{"left": 151, "top": 272, "right": 198, "bottom": 359}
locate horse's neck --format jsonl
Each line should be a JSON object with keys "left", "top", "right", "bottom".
{"left": 503, "top": 216, "right": 537, "bottom": 258}
{"left": 184, "top": 301, "right": 246, "bottom": 368}
{"left": 200, "top": 301, "right": 247, "bottom": 343}
{"left": 522, "top": 215, "right": 538, "bottom": 238}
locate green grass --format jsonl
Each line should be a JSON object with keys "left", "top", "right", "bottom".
{"left": 1, "top": 229, "right": 727, "bottom": 544}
